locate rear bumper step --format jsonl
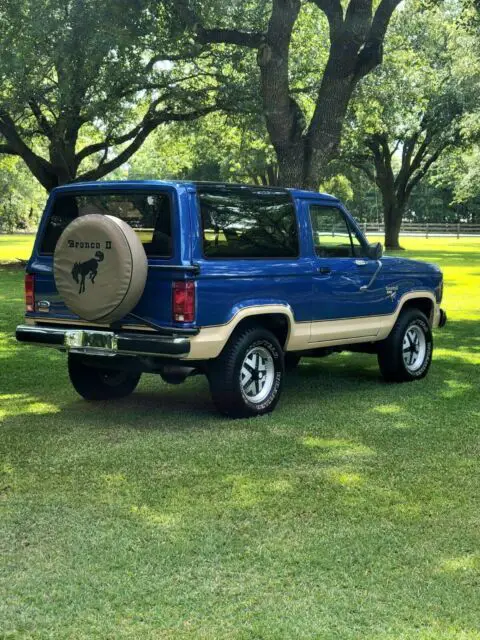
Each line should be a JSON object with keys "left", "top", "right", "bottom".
{"left": 16, "top": 325, "right": 190, "bottom": 358}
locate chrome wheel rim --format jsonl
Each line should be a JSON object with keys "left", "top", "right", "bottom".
{"left": 240, "top": 346, "right": 275, "bottom": 404}
{"left": 402, "top": 324, "right": 427, "bottom": 373}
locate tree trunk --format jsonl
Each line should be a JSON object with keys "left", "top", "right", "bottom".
{"left": 383, "top": 199, "right": 405, "bottom": 250}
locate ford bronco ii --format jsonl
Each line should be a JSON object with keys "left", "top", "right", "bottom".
{"left": 16, "top": 181, "right": 447, "bottom": 417}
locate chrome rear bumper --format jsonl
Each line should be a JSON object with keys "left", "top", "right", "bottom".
{"left": 15, "top": 325, "right": 190, "bottom": 358}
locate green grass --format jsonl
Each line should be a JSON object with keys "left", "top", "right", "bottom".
{"left": 1, "top": 237, "right": 479, "bottom": 639}
{"left": 0, "top": 234, "right": 35, "bottom": 264}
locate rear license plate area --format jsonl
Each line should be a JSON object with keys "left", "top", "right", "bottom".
{"left": 65, "top": 330, "right": 118, "bottom": 354}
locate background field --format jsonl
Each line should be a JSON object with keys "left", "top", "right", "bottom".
{"left": 0, "top": 234, "right": 35, "bottom": 264}
{"left": 1, "top": 236, "right": 479, "bottom": 638}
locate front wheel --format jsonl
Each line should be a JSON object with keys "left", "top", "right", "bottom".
{"left": 68, "top": 354, "right": 141, "bottom": 401}
{"left": 208, "top": 326, "right": 285, "bottom": 418}
{"left": 377, "top": 309, "right": 433, "bottom": 382}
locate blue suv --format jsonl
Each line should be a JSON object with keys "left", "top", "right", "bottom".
{"left": 16, "top": 181, "right": 447, "bottom": 417}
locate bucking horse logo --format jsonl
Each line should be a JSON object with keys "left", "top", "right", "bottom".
{"left": 71, "top": 251, "right": 105, "bottom": 294}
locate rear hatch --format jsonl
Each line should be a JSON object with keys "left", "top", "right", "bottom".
{"left": 27, "top": 182, "right": 194, "bottom": 332}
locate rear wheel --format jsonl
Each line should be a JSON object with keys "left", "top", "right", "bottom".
{"left": 378, "top": 309, "right": 433, "bottom": 382}
{"left": 208, "top": 326, "right": 284, "bottom": 418}
{"left": 68, "top": 354, "right": 141, "bottom": 401}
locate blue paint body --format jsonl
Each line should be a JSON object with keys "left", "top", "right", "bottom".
{"left": 27, "top": 180, "right": 443, "bottom": 330}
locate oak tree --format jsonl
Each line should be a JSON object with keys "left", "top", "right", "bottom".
{"left": 173, "top": 0, "right": 402, "bottom": 190}
{"left": 0, "top": 0, "right": 223, "bottom": 191}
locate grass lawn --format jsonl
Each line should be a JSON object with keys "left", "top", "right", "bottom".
{"left": 1, "top": 236, "right": 479, "bottom": 639}
{"left": 0, "top": 234, "right": 35, "bottom": 264}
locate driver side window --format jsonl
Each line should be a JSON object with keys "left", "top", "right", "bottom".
{"left": 310, "top": 205, "right": 362, "bottom": 258}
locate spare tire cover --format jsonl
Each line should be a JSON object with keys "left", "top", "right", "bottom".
{"left": 54, "top": 214, "right": 148, "bottom": 324}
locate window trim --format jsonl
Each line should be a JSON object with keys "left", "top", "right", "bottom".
{"left": 38, "top": 189, "right": 174, "bottom": 259}
{"left": 309, "top": 203, "right": 365, "bottom": 259}
{"left": 197, "top": 188, "right": 301, "bottom": 261}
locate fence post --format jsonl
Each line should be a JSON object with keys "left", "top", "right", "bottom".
{"left": 426, "top": 223, "right": 429, "bottom": 239}
{"left": 457, "top": 223, "right": 460, "bottom": 239}
{"left": 364, "top": 222, "right": 367, "bottom": 235}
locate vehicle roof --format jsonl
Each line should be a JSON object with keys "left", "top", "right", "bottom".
{"left": 52, "top": 180, "right": 340, "bottom": 202}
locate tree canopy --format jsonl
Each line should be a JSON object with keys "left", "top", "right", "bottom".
{"left": 0, "top": 0, "right": 225, "bottom": 191}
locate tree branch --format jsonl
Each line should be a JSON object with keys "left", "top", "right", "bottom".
{"left": 354, "top": 0, "right": 402, "bottom": 80}
{"left": 0, "top": 110, "right": 56, "bottom": 190}
{"left": 0, "top": 144, "right": 19, "bottom": 156}
{"left": 408, "top": 132, "right": 433, "bottom": 177}
{"left": 76, "top": 106, "right": 219, "bottom": 183}
{"left": 351, "top": 157, "right": 376, "bottom": 183}
{"left": 173, "top": 0, "right": 264, "bottom": 48}
{"left": 144, "top": 51, "right": 202, "bottom": 73}
{"left": 395, "top": 131, "right": 421, "bottom": 192}
{"left": 310, "top": 0, "right": 343, "bottom": 37}
{"left": 197, "top": 26, "right": 264, "bottom": 48}
{"left": 406, "top": 143, "right": 449, "bottom": 196}
{"left": 28, "top": 99, "right": 53, "bottom": 138}
{"left": 76, "top": 125, "right": 143, "bottom": 166}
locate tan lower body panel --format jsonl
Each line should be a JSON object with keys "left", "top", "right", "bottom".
{"left": 187, "top": 292, "right": 438, "bottom": 360}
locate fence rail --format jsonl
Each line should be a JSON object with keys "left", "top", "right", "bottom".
{"left": 360, "top": 223, "right": 480, "bottom": 238}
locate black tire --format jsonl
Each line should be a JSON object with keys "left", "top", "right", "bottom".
{"left": 284, "top": 353, "right": 302, "bottom": 372}
{"left": 208, "top": 326, "right": 285, "bottom": 418}
{"left": 377, "top": 308, "right": 433, "bottom": 383}
{"left": 68, "top": 354, "right": 141, "bottom": 401}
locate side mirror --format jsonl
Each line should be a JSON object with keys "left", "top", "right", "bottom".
{"left": 366, "top": 242, "right": 383, "bottom": 260}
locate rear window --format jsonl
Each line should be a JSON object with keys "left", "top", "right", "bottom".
{"left": 40, "top": 192, "right": 172, "bottom": 257}
{"left": 199, "top": 187, "right": 298, "bottom": 258}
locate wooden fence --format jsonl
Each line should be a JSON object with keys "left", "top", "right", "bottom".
{"left": 360, "top": 223, "right": 480, "bottom": 238}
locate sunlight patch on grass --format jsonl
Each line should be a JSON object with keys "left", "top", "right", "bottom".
{"left": 301, "top": 437, "right": 375, "bottom": 459}
{"left": 440, "top": 379, "right": 473, "bottom": 399}
{"left": 0, "top": 393, "right": 61, "bottom": 420}
{"left": 325, "top": 468, "right": 365, "bottom": 488}
{"left": 435, "top": 348, "right": 480, "bottom": 365}
{"left": 269, "top": 479, "right": 293, "bottom": 494}
{"left": 130, "top": 504, "right": 179, "bottom": 528}
{"left": 439, "top": 554, "right": 480, "bottom": 573}
{"left": 392, "top": 502, "right": 422, "bottom": 519}
{"left": 373, "top": 404, "right": 403, "bottom": 415}
{"left": 391, "top": 421, "right": 415, "bottom": 430}
{"left": 225, "top": 474, "right": 266, "bottom": 508}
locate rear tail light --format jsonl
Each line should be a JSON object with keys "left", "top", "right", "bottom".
{"left": 25, "top": 273, "right": 35, "bottom": 313}
{"left": 172, "top": 281, "right": 195, "bottom": 323}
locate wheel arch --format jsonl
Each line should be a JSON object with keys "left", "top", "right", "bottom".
{"left": 232, "top": 312, "right": 291, "bottom": 349}
{"left": 188, "top": 304, "right": 295, "bottom": 360}
{"left": 398, "top": 295, "right": 435, "bottom": 325}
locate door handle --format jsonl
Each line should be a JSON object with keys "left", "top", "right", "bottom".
{"left": 317, "top": 266, "right": 332, "bottom": 275}
{"left": 360, "top": 260, "right": 383, "bottom": 291}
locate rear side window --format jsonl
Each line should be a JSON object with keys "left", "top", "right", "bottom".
{"left": 198, "top": 187, "right": 298, "bottom": 258}
{"left": 40, "top": 192, "right": 172, "bottom": 257}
